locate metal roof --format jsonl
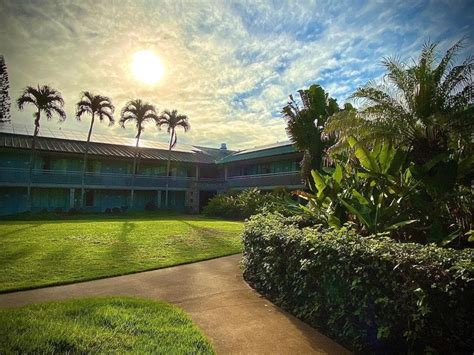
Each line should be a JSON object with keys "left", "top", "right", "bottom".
{"left": 217, "top": 140, "right": 299, "bottom": 164}
{"left": 0, "top": 124, "right": 301, "bottom": 165}
{"left": 0, "top": 123, "right": 201, "bottom": 153}
{"left": 0, "top": 132, "right": 217, "bottom": 164}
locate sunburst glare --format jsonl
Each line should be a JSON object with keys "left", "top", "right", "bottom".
{"left": 131, "top": 50, "right": 164, "bottom": 84}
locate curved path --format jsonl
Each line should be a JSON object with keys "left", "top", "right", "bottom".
{"left": 0, "top": 254, "right": 348, "bottom": 354}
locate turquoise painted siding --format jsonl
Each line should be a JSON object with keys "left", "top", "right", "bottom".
{"left": 0, "top": 152, "right": 30, "bottom": 169}
{"left": 162, "top": 191, "right": 186, "bottom": 211}
{"left": 31, "top": 188, "right": 70, "bottom": 211}
{"left": 228, "top": 159, "right": 299, "bottom": 177}
{"left": 84, "top": 189, "right": 130, "bottom": 212}
{"left": 0, "top": 187, "right": 28, "bottom": 215}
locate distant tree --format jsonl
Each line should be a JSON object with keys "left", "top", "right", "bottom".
{"left": 120, "top": 99, "right": 159, "bottom": 208}
{"left": 17, "top": 85, "right": 66, "bottom": 209}
{"left": 0, "top": 55, "right": 11, "bottom": 122}
{"left": 325, "top": 39, "right": 473, "bottom": 164}
{"left": 282, "top": 84, "right": 344, "bottom": 186}
{"left": 76, "top": 92, "right": 114, "bottom": 208}
{"left": 157, "top": 109, "right": 190, "bottom": 208}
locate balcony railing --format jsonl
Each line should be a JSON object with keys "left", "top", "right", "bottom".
{"left": 227, "top": 171, "right": 303, "bottom": 188}
{"left": 0, "top": 168, "right": 195, "bottom": 189}
{"left": 0, "top": 168, "right": 304, "bottom": 190}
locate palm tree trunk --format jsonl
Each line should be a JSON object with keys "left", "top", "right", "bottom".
{"left": 80, "top": 114, "right": 94, "bottom": 208}
{"left": 27, "top": 110, "right": 40, "bottom": 211}
{"left": 165, "top": 128, "right": 174, "bottom": 208}
{"left": 130, "top": 130, "right": 141, "bottom": 209}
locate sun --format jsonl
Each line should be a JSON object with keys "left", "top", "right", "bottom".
{"left": 131, "top": 50, "right": 164, "bottom": 84}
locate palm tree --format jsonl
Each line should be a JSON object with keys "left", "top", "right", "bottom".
{"left": 76, "top": 92, "right": 114, "bottom": 208}
{"left": 282, "top": 84, "right": 341, "bottom": 187}
{"left": 157, "top": 109, "right": 190, "bottom": 208}
{"left": 17, "top": 85, "right": 66, "bottom": 210}
{"left": 119, "top": 99, "right": 159, "bottom": 208}
{"left": 325, "top": 39, "right": 473, "bottom": 164}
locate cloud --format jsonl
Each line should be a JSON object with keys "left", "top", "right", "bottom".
{"left": 0, "top": 0, "right": 472, "bottom": 150}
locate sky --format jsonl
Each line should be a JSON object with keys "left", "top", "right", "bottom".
{"left": 0, "top": 0, "right": 473, "bottom": 150}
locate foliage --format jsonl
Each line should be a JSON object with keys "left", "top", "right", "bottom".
{"left": 297, "top": 138, "right": 417, "bottom": 234}
{"left": 76, "top": 91, "right": 115, "bottom": 207}
{"left": 281, "top": 84, "right": 353, "bottom": 186}
{"left": 157, "top": 109, "right": 190, "bottom": 207}
{"left": 242, "top": 212, "right": 474, "bottom": 353}
{"left": 16, "top": 85, "right": 67, "bottom": 209}
{"left": 203, "top": 188, "right": 292, "bottom": 220}
{"left": 76, "top": 92, "right": 114, "bottom": 127}
{"left": 119, "top": 99, "right": 160, "bottom": 207}
{"left": 296, "top": 137, "right": 472, "bottom": 245}
{"left": 0, "top": 216, "right": 242, "bottom": 292}
{"left": 0, "top": 54, "right": 11, "bottom": 122}
{"left": 0, "top": 297, "right": 214, "bottom": 354}
{"left": 324, "top": 39, "right": 473, "bottom": 163}
{"left": 17, "top": 85, "right": 66, "bottom": 135}
{"left": 120, "top": 99, "right": 159, "bottom": 142}
{"left": 157, "top": 109, "right": 190, "bottom": 149}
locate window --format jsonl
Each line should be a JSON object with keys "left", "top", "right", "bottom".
{"left": 85, "top": 191, "right": 94, "bottom": 207}
{"left": 42, "top": 157, "right": 51, "bottom": 170}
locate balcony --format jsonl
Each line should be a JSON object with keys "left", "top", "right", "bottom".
{"left": 226, "top": 171, "right": 303, "bottom": 189}
{"left": 0, "top": 168, "right": 196, "bottom": 190}
{"left": 0, "top": 168, "right": 304, "bottom": 191}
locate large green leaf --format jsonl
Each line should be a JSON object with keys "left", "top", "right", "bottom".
{"left": 378, "top": 143, "right": 394, "bottom": 173}
{"left": 348, "top": 136, "right": 378, "bottom": 172}
{"left": 386, "top": 219, "right": 418, "bottom": 231}
{"left": 339, "top": 197, "right": 371, "bottom": 228}
{"left": 311, "top": 169, "right": 327, "bottom": 194}
{"left": 352, "top": 189, "right": 370, "bottom": 206}
{"left": 332, "top": 164, "right": 343, "bottom": 184}
{"left": 387, "top": 150, "right": 406, "bottom": 175}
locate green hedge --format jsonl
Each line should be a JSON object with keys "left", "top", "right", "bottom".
{"left": 202, "top": 188, "right": 290, "bottom": 220}
{"left": 242, "top": 213, "right": 474, "bottom": 353}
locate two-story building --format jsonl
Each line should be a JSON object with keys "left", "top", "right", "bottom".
{"left": 0, "top": 126, "right": 303, "bottom": 215}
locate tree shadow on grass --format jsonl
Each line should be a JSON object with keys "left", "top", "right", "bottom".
{"left": 177, "top": 221, "right": 241, "bottom": 253}
{"left": 107, "top": 222, "right": 138, "bottom": 264}
{"left": 0, "top": 223, "right": 41, "bottom": 238}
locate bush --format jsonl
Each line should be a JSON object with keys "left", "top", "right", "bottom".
{"left": 202, "top": 188, "right": 292, "bottom": 219}
{"left": 112, "top": 207, "right": 121, "bottom": 214}
{"left": 242, "top": 213, "right": 474, "bottom": 353}
{"left": 67, "top": 208, "right": 79, "bottom": 215}
{"left": 145, "top": 201, "right": 157, "bottom": 211}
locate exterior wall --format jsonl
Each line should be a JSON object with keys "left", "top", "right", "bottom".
{"left": 227, "top": 158, "right": 299, "bottom": 177}
{"left": 31, "top": 188, "right": 71, "bottom": 212}
{"left": 0, "top": 187, "right": 28, "bottom": 215}
{"left": 0, "top": 147, "right": 303, "bottom": 215}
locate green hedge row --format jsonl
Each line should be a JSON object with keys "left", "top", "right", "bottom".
{"left": 242, "top": 213, "right": 474, "bottom": 353}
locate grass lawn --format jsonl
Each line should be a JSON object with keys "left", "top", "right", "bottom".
{"left": 0, "top": 297, "right": 214, "bottom": 354}
{"left": 0, "top": 214, "right": 243, "bottom": 292}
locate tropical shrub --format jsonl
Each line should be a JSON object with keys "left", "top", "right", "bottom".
{"left": 296, "top": 137, "right": 473, "bottom": 246}
{"left": 281, "top": 84, "right": 354, "bottom": 187}
{"left": 202, "top": 188, "right": 291, "bottom": 219}
{"left": 296, "top": 138, "right": 417, "bottom": 235}
{"left": 242, "top": 212, "right": 474, "bottom": 353}
{"left": 318, "top": 39, "right": 473, "bottom": 246}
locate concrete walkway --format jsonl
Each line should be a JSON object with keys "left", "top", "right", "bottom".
{"left": 0, "top": 254, "right": 348, "bottom": 354}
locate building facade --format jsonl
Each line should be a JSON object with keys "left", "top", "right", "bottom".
{"left": 0, "top": 131, "right": 304, "bottom": 215}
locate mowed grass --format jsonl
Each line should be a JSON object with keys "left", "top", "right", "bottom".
{"left": 0, "top": 297, "right": 214, "bottom": 354}
{"left": 0, "top": 215, "right": 243, "bottom": 292}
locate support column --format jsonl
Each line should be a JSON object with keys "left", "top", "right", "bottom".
{"left": 69, "top": 188, "right": 75, "bottom": 208}
{"left": 224, "top": 166, "right": 228, "bottom": 181}
{"left": 195, "top": 165, "right": 199, "bottom": 180}
{"left": 157, "top": 190, "right": 162, "bottom": 208}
